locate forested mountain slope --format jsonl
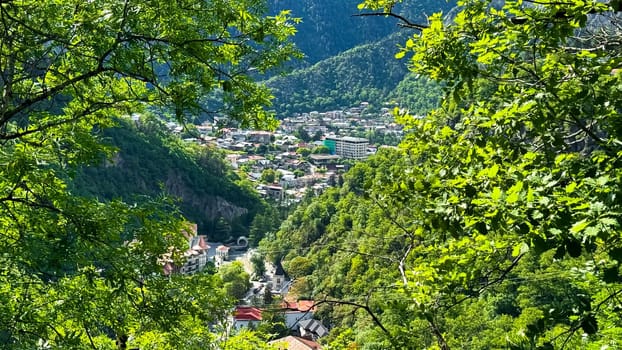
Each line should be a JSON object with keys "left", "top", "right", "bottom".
{"left": 71, "top": 117, "right": 266, "bottom": 241}
{"left": 260, "top": 0, "right": 622, "bottom": 348}
{"left": 266, "top": 39, "right": 444, "bottom": 116}
{"left": 267, "top": 34, "right": 410, "bottom": 115}
{"left": 264, "top": 0, "right": 455, "bottom": 115}
{"left": 267, "top": 0, "right": 455, "bottom": 65}
{"left": 261, "top": 147, "right": 622, "bottom": 348}
{"left": 267, "top": 0, "right": 399, "bottom": 65}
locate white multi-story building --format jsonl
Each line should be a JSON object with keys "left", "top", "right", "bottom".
{"left": 161, "top": 224, "right": 211, "bottom": 275}
{"left": 180, "top": 235, "right": 210, "bottom": 274}
{"left": 325, "top": 136, "right": 369, "bottom": 159}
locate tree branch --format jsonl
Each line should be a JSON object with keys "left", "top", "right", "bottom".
{"left": 313, "top": 298, "right": 399, "bottom": 347}
{"left": 399, "top": 243, "right": 413, "bottom": 286}
{"left": 83, "top": 322, "right": 97, "bottom": 350}
{"left": 0, "top": 67, "right": 106, "bottom": 126}
{"left": 445, "top": 252, "right": 524, "bottom": 311}
{"left": 353, "top": 12, "right": 428, "bottom": 31}
{"left": 424, "top": 312, "right": 450, "bottom": 350}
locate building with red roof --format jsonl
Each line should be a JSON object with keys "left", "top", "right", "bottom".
{"left": 160, "top": 223, "right": 212, "bottom": 275}
{"left": 278, "top": 300, "right": 316, "bottom": 330}
{"left": 232, "top": 306, "right": 262, "bottom": 330}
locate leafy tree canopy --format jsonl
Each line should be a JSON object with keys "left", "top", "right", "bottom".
{"left": 219, "top": 261, "right": 252, "bottom": 301}
{"left": 0, "top": 0, "right": 298, "bottom": 348}
{"left": 264, "top": 0, "right": 622, "bottom": 348}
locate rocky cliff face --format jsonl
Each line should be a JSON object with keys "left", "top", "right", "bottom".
{"left": 267, "top": 0, "right": 399, "bottom": 65}
{"left": 71, "top": 119, "right": 265, "bottom": 237}
{"left": 164, "top": 170, "right": 248, "bottom": 222}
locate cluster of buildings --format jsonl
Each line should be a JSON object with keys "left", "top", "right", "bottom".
{"left": 160, "top": 224, "right": 328, "bottom": 349}
{"left": 233, "top": 301, "right": 327, "bottom": 349}
{"left": 277, "top": 103, "right": 404, "bottom": 139}
{"left": 226, "top": 259, "right": 328, "bottom": 349}
{"left": 160, "top": 103, "right": 405, "bottom": 204}
{"left": 159, "top": 223, "right": 235, "bottom": 275}
{"left": 159, "top": 230, "right": 326, "bottom": 349}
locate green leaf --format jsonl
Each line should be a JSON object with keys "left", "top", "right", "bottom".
{"left": 570, "top": 219, "right": 591, "bottom": 234}
{"left": 565, "top": 182, "right": 577, "bottom": 193}
{"left": 599, "top": 217, "right": 618, "bottom": 227}
{"left": 512, "top": 242, "right": 529, "bottom": 257}
{"left": 488, "top": 164, "right": 500, "bottom": 178}
{"left": 506, "top": 181, "right": 523, "bottom": 204}
{"left": 491, "top": 187, "right": 503, "bottom": 201}
{"left": 506, "top": 191, "right": 520, "bottom": 204}
{"left": 584, "top": 226, "right": 599, "bottom": 237}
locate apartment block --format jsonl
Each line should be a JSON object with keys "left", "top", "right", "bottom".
{"left": 324, "top": 136, "right": 369, "bottom": 159}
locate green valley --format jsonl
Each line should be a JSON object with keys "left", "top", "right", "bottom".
{"left": 3, "top": 0, "right": 622, "bottom": 349}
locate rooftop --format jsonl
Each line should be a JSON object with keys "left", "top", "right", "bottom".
{"left": 233, "top": 306, "right": 262, "bottom": 321}
{"left": 280, "top": 300, "right": 316, "bottom": 313}
{"left": 299, "top": 319, "right": 329, "bottom": 338}
{"left": 269, "top": 336, "right": 322, "bottom": 350}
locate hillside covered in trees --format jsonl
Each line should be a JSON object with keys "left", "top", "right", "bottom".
{"left": 260, "top": 0, "right": 622, "bottom": 348}
{"left": 266, "top": 0, "right": 455, "bottom": 66}
{"left": 266, "top": 34, "right": 410, "bottom": 115}
{"left": 264, "top": 0, "right": 454, "bottom": 115}
{"left": 0, "top": 0, "right": 297, "bottom": 348}
{"left": 71, "top": 116, "right": 268, "bottom": 241}
{"left": 266, "top": 0, "right": 400, "bottom": 65}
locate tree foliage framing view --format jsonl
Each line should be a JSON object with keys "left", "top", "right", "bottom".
{"left": 262, "top": 0, "right": 622, "bottom": 349}
{"left": 0, "top": 0, "right": 297, "bottom": 348}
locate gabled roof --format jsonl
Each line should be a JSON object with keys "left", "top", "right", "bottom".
{"left": 233, "top": 306, "right": 262, "bottom": 321}
{"left": 299, "top": 319, "right": 329, "bottom": 338}
{"left": 297, "top": 300, "right": 316, "bottom": 312}
{"left": 269, "top": 336, "right": 322, "bottom": 350}
{"left": 280, "top": 300, "right": 316, "bottom": 313}
{"left": 193, "top": 235, "right": 209, "bottom": 250}
{"left": 274, "top": 260, "right": 286, "bottom": 276}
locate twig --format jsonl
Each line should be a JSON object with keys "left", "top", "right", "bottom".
{"left": 353, "top": 12, "right": 428, "bottom": 31}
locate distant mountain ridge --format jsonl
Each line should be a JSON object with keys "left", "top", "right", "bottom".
{"left": 266, "top": 0, "right": 456, "bottom": 115}
{"left": 268, "top": 0, "right": 455, "bottom": 65}
{"left": 267, "top": 0, "right": 401, "bottom": 65}
{"left": 266, "top": 33, "right": 410, "bottom": 115}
